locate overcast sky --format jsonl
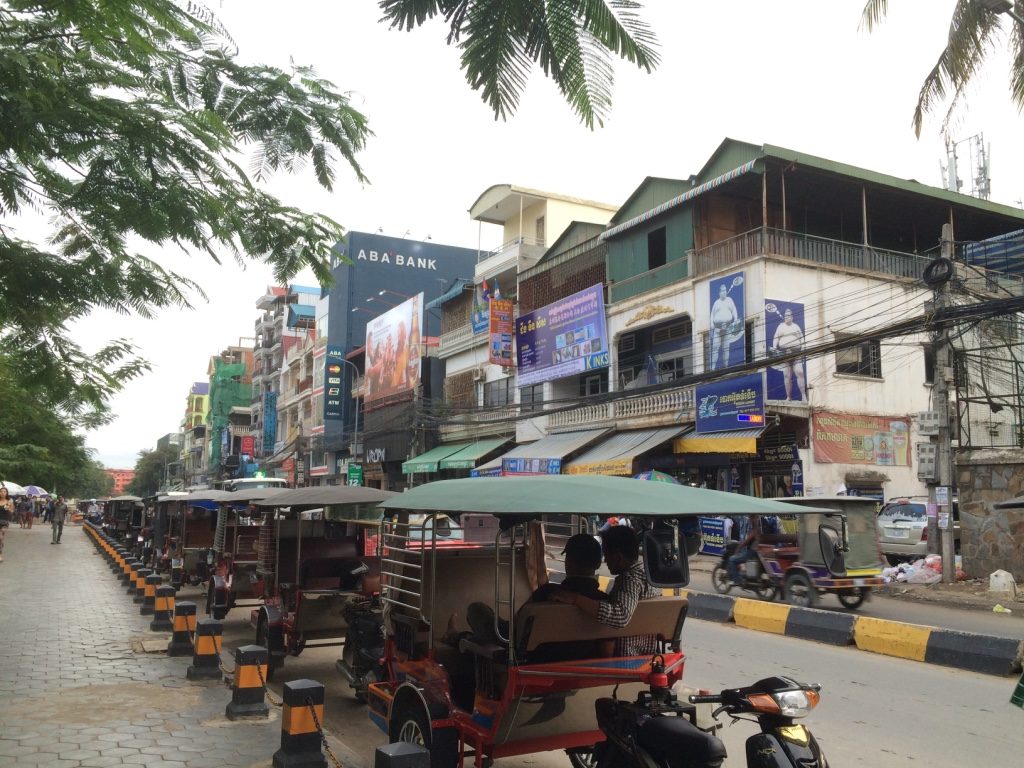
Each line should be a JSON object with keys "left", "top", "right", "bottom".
{"left": 72, "top": 0, "right": 1024, "bottom": 468}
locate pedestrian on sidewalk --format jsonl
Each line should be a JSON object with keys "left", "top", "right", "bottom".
{"left": 0, "top": 486, "right": 12, "bottom": 562}
{"left": 17, "top": 495, "right": 33, "bottom": 529}
{"left": 43, "top": 496, "right": 54, "bottom": 524}
{"left": 51, "top": 496, "right": 68, "bottom": 544}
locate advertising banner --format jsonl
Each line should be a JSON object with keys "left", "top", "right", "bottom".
{"left": 812, "top": 410, "right": 912, "bottom": 466}
{"left": 764, "top": 298, "right": 807, "bottom": 402}
{"left": 488, "top": 298, "right": 515, "bottom": 366}
{"left": 709, "top": 271, "right": 745, "bottom": 370}
{"left": 516, "top": 284, "right": 609, "bottom": 387}
{"left": 364, "top": 293, "right": 423, "bottom": 404}
{"left": 501, "top": 457, "right": 562, "bottom": 475}
{"left": 324, "top": 345, "right": 345, "bottom": 420}
{"left": 698, "top": 517, "right": 728, "bottom": 556}
{"left": 240, "top": 436, "right": 255, "bottom": 456}
{"left": 695, "top": 373, "right": 765, "bottom": 433}
{"left": 262, "top": 391, "right": 277, "bottom": 451}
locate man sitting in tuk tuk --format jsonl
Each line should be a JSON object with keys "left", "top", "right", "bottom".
{"left": 551, "top": 525, "right": 661, "bottom": 655}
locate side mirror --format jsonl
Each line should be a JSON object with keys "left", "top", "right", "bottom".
{"left": 642, "top": 526, "right": 690, "bottom": 588}
{"left": 819, "top": 524, "right": 847, "bottom": 577}
{"left": 433, "top": 516, "right": 452, "bottom": 538}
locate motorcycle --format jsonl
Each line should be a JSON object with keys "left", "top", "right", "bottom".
{"left": 593, "top": 656, "right": 828, "bottom": 768}
{"left": 335, "top": 563, "right": 385, "bottom": 703}
{"left": 711, "top": 541, "right": 778, "bottom": 601}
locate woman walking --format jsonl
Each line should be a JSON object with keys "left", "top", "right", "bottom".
{"left": 0, "top": 486, "right": 13, "bottom": 562}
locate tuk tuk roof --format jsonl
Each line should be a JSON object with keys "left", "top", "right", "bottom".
{"left": 176, "top": 489, "right": 230, "bottom": 502}
{"left": 217, "top": 488, "right": 277, "bottom": 503}
{"left": 378, "top": 476, "right": 832, "bottom": 517}
{"left": 108, "top": 494, "right": 142, "bottom": 502}
{"left": 253, "top": 486, "right": 397, "bottom": 507}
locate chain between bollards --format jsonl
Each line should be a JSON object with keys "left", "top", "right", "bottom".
{"left": 255, "top": 658, "right": 283, "bottom": 707}
{"left": 306, "top": 695, "right": 344, "bottom": 768}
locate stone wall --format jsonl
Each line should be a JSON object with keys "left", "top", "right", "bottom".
{"left": 955, "top": 448, "right": 1024, "bottom": 580}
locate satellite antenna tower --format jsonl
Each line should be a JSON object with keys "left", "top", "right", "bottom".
{"left": 940, "top": 133, "right": 992, "bottom": 199}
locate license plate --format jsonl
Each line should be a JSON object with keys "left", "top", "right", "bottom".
{"left": 171, "top": 558, "right": 183, "bottom": 568}
{"left": 885, "top": 528, "right": 909, "bottom": 539}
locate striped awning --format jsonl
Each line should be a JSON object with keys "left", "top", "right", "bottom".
{"left": 437, "top": 438, "right": 512, "bottom": 470}
{"left": 601, "top": 160, "right": 758, "bottom": 241}
{"left": 674, "top": 427, "right": 765, "bottom": 456}
{"left": 402, "top": 443, "right": 472, "bottom": 474}
{"left": 565, "top": 426, "right": 689, "bottom": 476}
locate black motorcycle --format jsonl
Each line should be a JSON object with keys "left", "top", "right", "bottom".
{"left": 336, "top": 563, "right": 385, "bottom": 703}
{"left": 711, "top": 541, "right": 778, "bottom": 601}
{"left": 592, "top": 657, "right": 828, "bottom": 768}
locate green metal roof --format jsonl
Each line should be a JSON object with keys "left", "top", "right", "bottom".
{"left": 402, "top": 442, "right": 472, "bottom": 474}
{"left": 437, "top": 438, "right": 512, "bottom": 470}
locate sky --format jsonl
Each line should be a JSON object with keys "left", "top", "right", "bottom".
{"left": 69, "top": 0, "right": 1024, "bottom": 468}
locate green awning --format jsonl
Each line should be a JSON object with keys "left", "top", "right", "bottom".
{"left": 402, "top": 443, "right": 472, "bottom": 474}
{"left": 438, "top": 439, "right": 512, "bottom": 470}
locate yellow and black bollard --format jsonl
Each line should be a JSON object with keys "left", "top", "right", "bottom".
{"left": 186, "top": 618, "right": 223, "bottom": 680}
{"left": 150, "top": 585, "right": 175, "bottom": 631}
{"left": 125, "top": 560, "right": 143, "bottom": 593}
{"left": 140, "top": 574, "right": 161, "bottom": 616}
{"left": 121, "top": 557, "right": 138, "bottom": 586}
{"left": 167, "top": 601, "right": 197, "bottom": 656}
{"left": 272, "top": 679, "right": 327, "bottom": 768}
{"left": 133, "top": 568, "right": 152, "bottom": 603}
{"left": 225, "top": 645, "right": 270, "bottom": 720}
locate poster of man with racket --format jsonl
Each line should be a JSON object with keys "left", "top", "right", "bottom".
{"left": 709, "top": 271, "right": 745, "bottom": 370}
{"left": 764, "top": 298, "right": 807, "bottom": 401}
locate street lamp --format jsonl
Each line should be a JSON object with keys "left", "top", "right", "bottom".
{"left": 351, "top": 306, "right": 376, "bottom": 315}
{"left": 379, "top": 289, "right": 412, "bottom": 301}
{"left": 977, "top": 0, "right": 1024, "bottom": 25}
{"left": 367, "top": 295, "right": 398, "bottom": 308}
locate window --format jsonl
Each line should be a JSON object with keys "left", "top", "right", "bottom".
{"left": 483, "top": 377, "right": 514, "bottom": 407}
{"left": 520, "top": 383, "right": 544, "bottom": 413}
{"left": 835, "top": 336, "right": 882, "bottom": 378}
{"left": 580, "top": 372, "right": 608, "bottom": 397}
{"left": 535, "top": 216, "right": 546, "bottom": 246}
{"left": 647, "top": 227, "right": 667, "bottom": 270}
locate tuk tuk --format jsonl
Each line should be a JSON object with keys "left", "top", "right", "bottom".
{"left": 205, "top": 488, "right": 276, "bottom": 620}
{"left": 246, "top": 486, "right": 396, "bottom": 682}
{"left": 368, "top": 475, "right": 840, "bottom": 768}
{"left": 105, "top": 495, "right": 144, "bottom": 548}
{"left": 160, "top": 490, "right": 229, "bottom": 589}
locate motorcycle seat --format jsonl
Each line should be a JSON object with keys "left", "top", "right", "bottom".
{"left": 638, "top": 715, "right": 727, "bottom": 768}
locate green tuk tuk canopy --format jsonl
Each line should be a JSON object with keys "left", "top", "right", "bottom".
{"left": 378, "top": 476, "right": 830, "bottom": 517}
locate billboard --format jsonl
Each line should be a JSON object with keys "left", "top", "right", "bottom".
{"left": 488, "top": 298, "right": 514, "bottom": 366}
{"left": 708, "top": 271, "right": 745, "bottom": 370}
{"left": 695, "top": 373, "right": 765, "bottom": 433}
{"left": 516, "top": 284, "right": 609, "bottom": 387}
{"left": 262, "top": 391, "right": 277, "bottom": 451}
{"left": 812, "top": 410, "right": 911, "bottom": 466}
{"left": 364, "top": 293, "right": 424, "bottom": 404}
{"left": 324, "top": 345, "right": 345, "bottom": 420}
{"left": 764, "top": 298, "right": 807, "bottom": 402}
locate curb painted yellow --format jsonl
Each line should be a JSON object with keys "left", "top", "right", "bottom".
{"left": 733, "top": 598, "right": 790, "bottom": 635}
{"left": 853, "top": 616, "right": 931, "bottom": 661}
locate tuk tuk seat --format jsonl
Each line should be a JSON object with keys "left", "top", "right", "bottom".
{"left": 514, "top": 596, "right": 689, "bottom": 660}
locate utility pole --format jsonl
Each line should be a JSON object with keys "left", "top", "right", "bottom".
{"left": 929, "top": 224, "right": 956, "bottom": 584}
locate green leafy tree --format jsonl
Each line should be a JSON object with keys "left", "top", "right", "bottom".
{"left": 861, "top": 1, "right": 1024, "bottom": 135}
{"left": 0, "top": 0, "right": 372, "bottom": 421}
{"left": 380, "top": 0, "right": 660, "bottom": 128}
{"left": 126, "top": 445, "right": 179, "bottom": 497}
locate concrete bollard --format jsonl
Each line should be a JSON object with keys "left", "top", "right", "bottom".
{"left": 126, "top": 560, "right": 143, "bottom": 593}
{"left": 1012, "top": 670, "right": 1024, "bottom": 709}
{"left": 133, "top": 568, "right": 152, "bottom": 603}
{"left": 150, "top": 585, "right": 175, "bottom": 631}
{"left": 272, "top": 679, "right": 327, "bottom": 768}
{"left": 121, "top": 557, "right": 138, "bottom": 585}
{"left": 167, "top": 601, "right": 197, "bottom": 656}
{"left": 374, "top": 743, "right": 431, "bottom": 768}
{"left": 140, "top": 574, "right": 161, "bottom": 616}
{"left": 186, "top": 618, "right": 223, "bottom": 680}
{"left": 225, "top": 645, "right": 270, "bottom": 720}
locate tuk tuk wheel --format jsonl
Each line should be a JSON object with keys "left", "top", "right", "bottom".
{"left": 784, "top": 571, "right": 816, "bottom": 608}
{"left": 837, "top": 588, "right": 868, "bottom": 609}
{"left": 711, "top": 565, "right": 733, "bottom": 594}
{"left": 206, "top": 585, "right": 229, "bottom": 621}
{"left": 256, "top": 618, "right": 282, "bottom": 681}
{"left": 391, "top": 704, "right": 458, "bottom": 768}
{"left": 566, "top": 746, "right": 598, "bottom": 767}
{"left": 754, "top": 582, "right": 778, "bottom": 602}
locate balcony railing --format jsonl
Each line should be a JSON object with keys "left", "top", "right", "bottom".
{"left": 546, "top": 387, "right": 694, "bottom": 430}
{"left": 439, "top": 406, "right": 518, "bottom": 442}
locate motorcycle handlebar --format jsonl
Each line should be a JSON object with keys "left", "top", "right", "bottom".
{"left": 688, "top": 694, "right": 722, "bottom": 704}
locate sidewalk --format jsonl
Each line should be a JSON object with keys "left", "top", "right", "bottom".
{"left": 0, "top": 523, "right": 331, "bottom": 768}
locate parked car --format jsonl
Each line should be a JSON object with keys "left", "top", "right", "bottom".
{"left": 876, "top": 496, "right": 959, "bottom": 565}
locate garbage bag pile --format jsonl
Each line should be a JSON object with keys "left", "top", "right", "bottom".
{"left": 882, "top": 554, "right": 966, "bottom": 584}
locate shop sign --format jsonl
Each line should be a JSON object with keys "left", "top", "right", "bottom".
{"left": 516, "top": 284, "right": 609, "bottom": 387}
{"left": 240, "top": 436, "right": 255, "bottom": 455}
{"left": 471, "top": 466, "right": 503, "bottom": 477}
{"left": 760, "top": 443, "right": 800, "bottom": 463}
{"left": 347, "top": 464, "right": 363, "bottom": 486}
{"left": 324, "top": 345, "right": 345, "bottom": 421}
{"left": 488, "top": 298, "right": 515, "bottom": 366}
{"left": 698, "top": 517, "right": 728, "bottom": 556}
{"left": 695, "top": 373, "right": 765, "bottom": 433}
{"left": 501, "top": 457, "right": 562, "bottom": 475}
{"left": 263, "top": 391, "right": 278, "bottom": 449}
{"left": 366, "top": 447, "right": 386, "bottom": 464}
{"left": 812, "top": 411, "right": 911, "bottom": 466}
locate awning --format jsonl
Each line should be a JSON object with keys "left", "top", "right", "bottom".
{"left": 674, "top": 428, "right": 765, "bottom": 455}
{"left": 402, "top": 442, "right": 472, "bottom": 474}
{"left": 565, "top": 426, "right": 689, "bottom": 476}
{"left": 494, "top": 428, "right": 611, "bottom": 475}
{"left": 601, "top": 160, "right": 758, "bottom": 241}
{"left": 437, "top": 438, "right": 512, "bottom": 470}
{"left": 426, "top": 277, "right": 473, "bottom": 310}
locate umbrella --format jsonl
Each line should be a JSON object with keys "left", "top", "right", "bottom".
{"left": 1, "top": 481, "right": 26, "bottom": 496}
{"left": 634, "top": 470, "right": 680, "bottom": 484}
{"left": 24, "top": 485, "right": 50, "bottom": 497}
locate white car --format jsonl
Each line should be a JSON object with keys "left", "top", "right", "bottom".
{"left": 876, "top": 497, "right": 959, "bottom": 565}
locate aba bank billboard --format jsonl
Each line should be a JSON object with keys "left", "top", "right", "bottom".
{"left": 516, "top": 284, "right": 610, "bottom": 387}
{"left": 323, "top": 345, "right": 345, "bottom": 421}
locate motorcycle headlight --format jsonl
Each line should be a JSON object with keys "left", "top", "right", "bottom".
{"left": 772, "top": 689, "right": 820, "bottom": 718}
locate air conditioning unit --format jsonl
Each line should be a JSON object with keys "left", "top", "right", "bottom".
{"left": 472, "top": 366, "right": 487, "bottom": 381}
